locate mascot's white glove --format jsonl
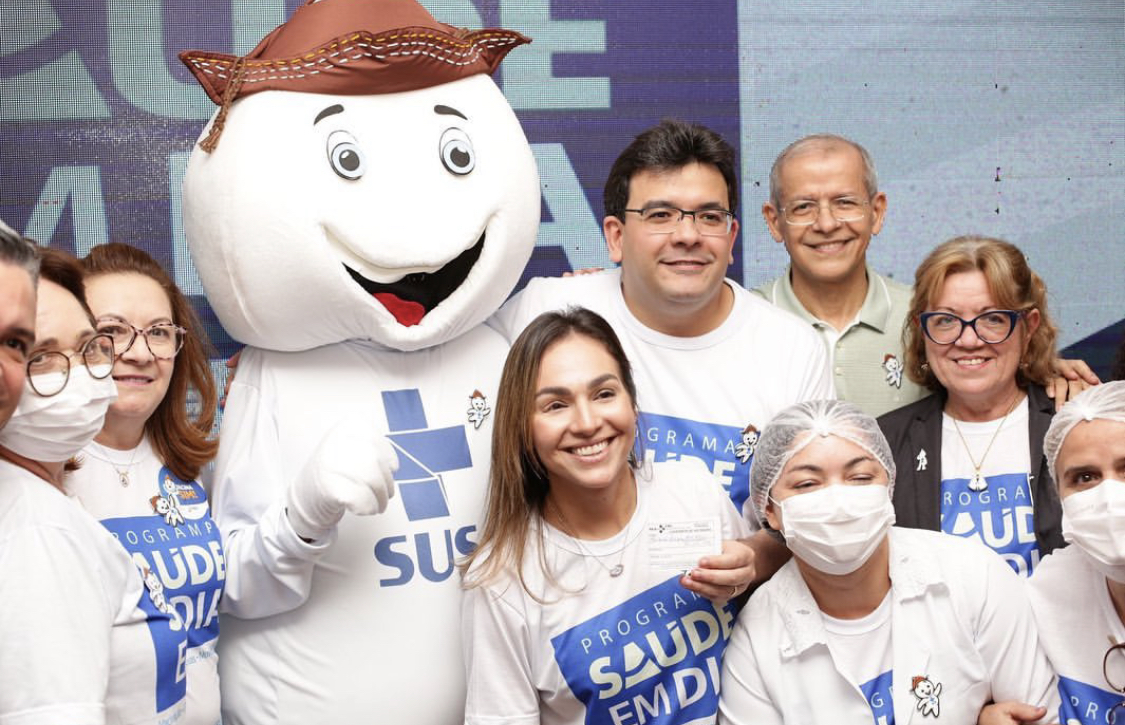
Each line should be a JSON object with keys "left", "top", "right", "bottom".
{"left": 285, "top": 414, "right": 400, "bottom": 542}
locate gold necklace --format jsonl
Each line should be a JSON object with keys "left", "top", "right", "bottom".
{"left": 86, "top": 441, "right": 141, "bottom": 487}
{"left": 949, "top": 392, "right": 1023, "bottom": 492}
{"left": 547, "top": 498, "right": 629, "bottom": 578}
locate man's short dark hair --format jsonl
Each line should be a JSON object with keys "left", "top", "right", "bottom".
{"left": 603, "top": 119, "right": 738, "bottom": 221}
{"left": 0, "top": 219, "right": 40, "bottom": 282}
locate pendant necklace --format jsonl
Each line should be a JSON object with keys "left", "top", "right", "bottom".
{"left": 548, "top": 498, "right": 629, "bottom": 577}
{"left": 86, "top": 441, "right": 141, "bottom": 487}
{"left": 949, "top": 392, "right": 1022, "bottom": 492}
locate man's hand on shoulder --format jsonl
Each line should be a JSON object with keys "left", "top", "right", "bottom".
{"left": 1046, "top": 357, "right": 1100, "bottom": 410}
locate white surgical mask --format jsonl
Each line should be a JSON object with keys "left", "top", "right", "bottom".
{"left": 1061, "top": 480, "right": 1125, "bottom": 583}
{"left": 0, "top": 365, "right": 117, "bottom": 462}
{"left": 772, "top": 484, "right": 895, "bottom": 576}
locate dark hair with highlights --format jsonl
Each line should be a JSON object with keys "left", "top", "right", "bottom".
{"left": 603, "top": 119, "right": 738, "bottom": 221}
{"left": 461, "top": 307, "right": 641, "bottom": 597}
{"left": 81, "top": 243, "right": 218, "bottom": 481}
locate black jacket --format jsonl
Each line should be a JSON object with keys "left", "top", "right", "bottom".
{"left": 877, "top": 384, "right": 1065, "bottom": 557}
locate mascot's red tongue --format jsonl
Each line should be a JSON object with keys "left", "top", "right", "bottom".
{"left": 374, "top": 293, "right": 426, "bottom": 327}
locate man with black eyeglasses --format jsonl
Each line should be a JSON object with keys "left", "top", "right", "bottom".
{"left": 756, "top": 133, "right": 1097, "bottom": 417}
{"left": 491, "top": 120, "right": 832, "bottom": 594}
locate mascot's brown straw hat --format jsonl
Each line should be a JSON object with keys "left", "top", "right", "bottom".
{"left": 179, "top": 0, "right": 529, "bottom": 151}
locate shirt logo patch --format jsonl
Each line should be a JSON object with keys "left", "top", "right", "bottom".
{"left": 466, "top": 389, "right": 491, "bottom": 430}
{"left": 149, "top": 474, "right": 185, "bottom": 527}
{"left": 910, "top": 675, "right": 942, "bottom": 718}
{"left": 734, "top": 424, "right": 759, "bottom": 465}
{"left": 883, "top": 354, "right": 903, "bottom": 389}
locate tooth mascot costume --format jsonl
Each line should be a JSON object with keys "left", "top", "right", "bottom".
{"left": 178, "top": 1, "right": 539, "bottom": 722}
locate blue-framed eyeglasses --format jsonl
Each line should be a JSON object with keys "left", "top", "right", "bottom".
{"left": 919, "top": 310, "right": 1025, "bottom": 345}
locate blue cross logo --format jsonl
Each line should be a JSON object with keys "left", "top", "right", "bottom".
{"left": 382, "top": 389, "right": 473, "bottom": 522}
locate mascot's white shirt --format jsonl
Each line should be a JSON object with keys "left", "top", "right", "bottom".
{"left": 490, "top": 270, "right": 834, "bottom": 520}
{"left": 0, "top": 459, "right": 166, "bottom": 725}
{"left": 463, "top": 459, "right": 751, "bottom": 725}
{"left": 212, "top": 330, "right": 504, "bottom": 725}
{"left": 719, "top": 528, "right": 1058, "bottom": 725}
{"left": 1029, "top": 544, "right": 1125, "bottom": 725}
{"left": 68, "top": 437, "right": 223, "bottom": 725}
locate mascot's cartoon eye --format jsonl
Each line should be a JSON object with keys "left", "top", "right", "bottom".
{"left": 326, "top": 130, "right": 367, "bottom": 180}
{"left": 439, "top": 128, "right": 475, "bottom": 176}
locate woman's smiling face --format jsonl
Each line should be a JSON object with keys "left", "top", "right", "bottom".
{"left": 531, "top": 332, "right": 637, "bottom": 499}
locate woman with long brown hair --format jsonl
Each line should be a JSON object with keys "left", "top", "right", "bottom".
{"left": 461, "top": 307, "right": 751, "bottom": 725}
{"left": 65, "top": 242, "right": 222, "bottom": 724}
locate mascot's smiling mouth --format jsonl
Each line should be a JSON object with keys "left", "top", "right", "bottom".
{"left": 343, "top": 233, "right": 485, "bottom": 327}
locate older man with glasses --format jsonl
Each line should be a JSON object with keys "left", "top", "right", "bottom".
{"left": 756, "top": 134, "right": 1098, "bottom": 417}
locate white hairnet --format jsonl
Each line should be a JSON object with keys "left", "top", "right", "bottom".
{"left": 750, "top": 399, "right": 896, "bottom": 530}
{"left": 1044, "top": 380, "right": 1125, "bottom": 482}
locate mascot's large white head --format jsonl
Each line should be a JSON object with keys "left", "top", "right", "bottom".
{"left": 179, "top": 0, "right": 539, "bottom": 352}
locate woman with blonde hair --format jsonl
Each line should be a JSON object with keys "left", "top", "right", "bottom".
{"left": 878, "top": 235, "right": 1064, "bottom": 577}
{"left": 461, "top": 307, "right": 752, "bottom": 725}
{"left": 65, "top": 242, "right": 223, "bottom": 724}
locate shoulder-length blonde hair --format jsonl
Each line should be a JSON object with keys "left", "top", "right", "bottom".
{"left": 460, "top": 307, "right": 641, "bottom": 596}
{"left": 81, "top": 243, "right": 218, "bottom": 481}
{"left": 904, "top": 235, "right": 1058, "bottom": 391}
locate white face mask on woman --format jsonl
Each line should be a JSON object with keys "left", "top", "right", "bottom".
{"left": 0, "top": 365, "right": 117, "bottom": 463}
{"left": 1061, "top": 481, "right": 1125, "bottom": 583}
{"left": 772, "top": 484, "right": 896, "bottom": 576}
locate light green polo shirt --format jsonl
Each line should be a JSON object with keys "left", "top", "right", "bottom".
{"left": 755, "top": 266, "right": 928, "bottom": 417}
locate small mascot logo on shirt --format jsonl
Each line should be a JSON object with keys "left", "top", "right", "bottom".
{"left": 734, "top": 424, "right": 759, "bottom": 464}
{"left": 910, "top": 675, "right": 942, "bottom": 718}
{"left": 142, "top": 567, "right": 183, "bottom": 632}
{"left": 150, "top": 477, "right": 185, "bottom": 527}
{"left": 883, "top": 353, "right": 903, "bottom": 389}
{"left": 466, "top": 389, "right": 491, "bottom": 430}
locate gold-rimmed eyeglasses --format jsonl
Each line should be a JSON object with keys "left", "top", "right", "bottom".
{"left": 25, "top": 333, "right": 115, "bottom": 397}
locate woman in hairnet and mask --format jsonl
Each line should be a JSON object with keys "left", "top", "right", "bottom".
{"left": 718, "top": 399, "right": 1057, "bottom": 725}
{"left": 1029, "top": 381, "right": 1125, "bottom": 722}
